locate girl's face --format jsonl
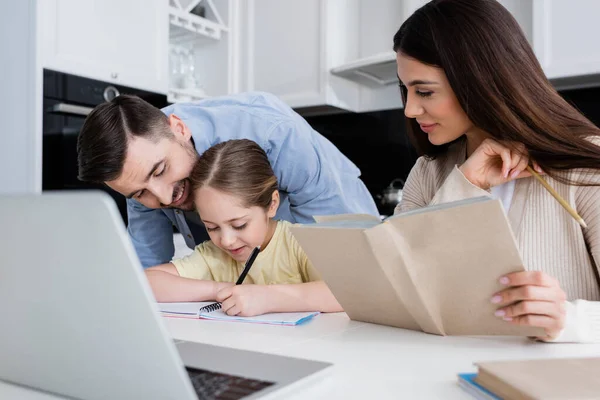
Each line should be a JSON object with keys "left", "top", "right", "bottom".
{"left": 194, "top": 186, "right": 279, "bottom": 262}
{"left": 396, "top": 52, "right": 477, "bottom": 146}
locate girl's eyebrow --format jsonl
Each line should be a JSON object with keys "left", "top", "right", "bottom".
{"left": 202, "top": 214, "right": 249, "bottom": 224}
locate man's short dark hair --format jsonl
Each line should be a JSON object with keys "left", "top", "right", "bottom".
{"left": 77, "top": 95, "right": 170, "bottom": 183}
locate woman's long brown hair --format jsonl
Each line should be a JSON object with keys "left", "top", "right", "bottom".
{"left": 393, "top": 0, "right": 600, "bottom": 185}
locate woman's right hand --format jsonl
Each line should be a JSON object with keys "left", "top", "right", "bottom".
{"left": 459, "top": 139, "right": 541, "bottom": 190}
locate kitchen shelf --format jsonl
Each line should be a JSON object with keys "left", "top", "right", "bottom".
{"left": 168, "top": 0, "right": 228, "bottom": 44}
{"left": 330, "top": 52, "right": 398, "bottom": 87}
{"left": 167, "top": 87, "right": 208, "bottom": 103}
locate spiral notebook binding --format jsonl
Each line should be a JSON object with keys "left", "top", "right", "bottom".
{"left": 198, "top": 302, "right": 222, "bottom": 314}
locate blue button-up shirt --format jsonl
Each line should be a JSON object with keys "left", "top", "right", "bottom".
{"left": 127, "top": 92, "right": 378, "bottom": 268}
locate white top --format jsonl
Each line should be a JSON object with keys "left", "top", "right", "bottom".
{"left": 490, "top": 180, "right": 516, "bottom": 212}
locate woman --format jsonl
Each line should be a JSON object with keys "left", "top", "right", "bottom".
{"left": 394, "top": 0, "right": 600, "bottom": 342}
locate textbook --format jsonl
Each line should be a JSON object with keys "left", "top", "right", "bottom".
{"left": 290, "top": 197, "right": 544, "bottom": 336}
{"left": 158, "top": 302, "right": 319, "bottom": 326}
{"left": 457, "top": 373, "right": 500, "bottom": 400}
{"left": 459, "top": 357, "right": 600, "bottom": 399}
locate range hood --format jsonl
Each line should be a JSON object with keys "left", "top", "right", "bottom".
{"left": 330, "top": 52, "right": 398, "bottom": 87}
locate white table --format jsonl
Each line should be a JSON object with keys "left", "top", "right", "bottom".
{"left": 3, "top": 312, "right": 600, "bottom": 399}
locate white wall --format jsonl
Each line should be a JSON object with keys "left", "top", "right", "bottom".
{"left": 0, "top": 0, "right": 42, "bottom": 194}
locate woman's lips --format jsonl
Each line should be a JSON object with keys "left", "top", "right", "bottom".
{"left": 419, "top": 123, "right": 438, "bottom": 133}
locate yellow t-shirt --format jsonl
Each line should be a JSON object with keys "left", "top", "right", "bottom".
{"left": 171, "top": 220, "right": 320, "bottom": 284}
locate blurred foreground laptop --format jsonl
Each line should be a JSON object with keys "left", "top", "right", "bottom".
{"left": 0, "top": 192, "right": 330, "bottom": 400}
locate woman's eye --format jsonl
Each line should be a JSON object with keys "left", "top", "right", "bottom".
{"left": 206, "top": 226, "right": 219, "bottom": 232}
{"left": 233, "top": 223, "right": 247, "bottom": 231}
{"left": 155, "top": 167, "right": 165, "bottom": 177}
{"left": 416, "top": 90, "right": 432, "bottom": 98}
{"left": 135, "top": 190, "right": 145, "bottom": 199}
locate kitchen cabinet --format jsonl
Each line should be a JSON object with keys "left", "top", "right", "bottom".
{"left": 168, "top": 0, "right": 236, "bottom": 103}
{"left": 38, "top": 0, "right": 169, "bottom": 94}
{"left": 235, "top": 0, "right": 361, "bottom": 112}
{"left": 331, "top": 0, "right": 600, "bottom": 112}
{"left": 532, "top": 0, "right": 600, "bottom": 85}
{"left": 1, "top": 0, "right": 42, "bottom": 194}
{"left": 492, "top": 0, "right": 600, "bottom": 89}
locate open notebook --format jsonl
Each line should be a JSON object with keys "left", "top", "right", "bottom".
{"left": 158, "top": 302, "right": 319, "bottom": 326}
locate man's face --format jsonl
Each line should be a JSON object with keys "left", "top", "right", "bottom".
{"left": 106, "top": 116, "right": 198, "bottom": 210}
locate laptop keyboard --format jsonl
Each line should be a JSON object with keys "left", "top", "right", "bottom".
{"left": 186, "top": 366, "right": 275, "bottom": 400}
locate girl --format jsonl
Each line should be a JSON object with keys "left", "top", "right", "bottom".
{"left": 394, "top": 0, "right": 600, "bottom": 342}
{"left": 145, "top": 139, "right": 342, "bottom": 317}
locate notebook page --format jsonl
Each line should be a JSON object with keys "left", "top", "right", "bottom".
{"left": 158, "top": 302, "right": 319, "bottom": 325}
{"left": 199, "top": 309, "right": 319, "bottom": 325}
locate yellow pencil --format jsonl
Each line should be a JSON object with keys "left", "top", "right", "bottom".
{"left": 526, "top": 165, "right": 587, "bottom": 229}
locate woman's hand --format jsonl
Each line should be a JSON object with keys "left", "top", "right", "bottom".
{"left": 459, "top": 139, "right": 541, "bottom": 190}
{"left": 216, "top": 284, "right": 273, "bottom": 317}
{"left": 492, "top": 271, "right": 567, "bottom": 340}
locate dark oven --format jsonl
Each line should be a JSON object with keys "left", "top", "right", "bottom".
{"left": 42, "top": 69, "right": 168, "bottom": 224}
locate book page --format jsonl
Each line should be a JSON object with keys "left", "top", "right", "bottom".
{"left": 387, "top": 198, "right": 543, "bottom": 336}
{"left": 365, "top": 223, "right": 443, "bottom": 335}
{"left": 290, "top": 225, "right": 421, "bottom": 330}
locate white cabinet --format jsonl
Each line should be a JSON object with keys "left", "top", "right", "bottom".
{"left": 496, "top": 0, "right": 600, "bottom": 88}
{"left": 39, "top": 0, "right": 168, "bottom": 94}
{"left": 329, "top": 0, "right": 600, "bottom": 111}
{"left": 236, "top": 0, "right": 361, "bottom": 112}
{"left": 168, "top": 0, "right": 235, "bottom": 102}
{"left": 328, "top": 0, "right": 421, "bottom": 112}
{"left": 1, "top": 0, "right": 42, "bottom": 194}
{"left": 532, "top": 0, "right": 600, "bottom": 81}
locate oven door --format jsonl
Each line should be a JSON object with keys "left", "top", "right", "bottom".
{"left": 43, "top": 98, "right": 129, "bottom": 224}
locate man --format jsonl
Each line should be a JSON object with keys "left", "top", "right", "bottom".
{"left": 77, "top": 91, "right": 378, "bottom": 268}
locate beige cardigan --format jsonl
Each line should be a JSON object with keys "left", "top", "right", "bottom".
{"left": 396, "top": 139, "right": 600, "bottom": 343}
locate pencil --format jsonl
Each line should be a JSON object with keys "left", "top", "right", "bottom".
{"left": 526, "top": 165, "right": 587, "bottom": 229}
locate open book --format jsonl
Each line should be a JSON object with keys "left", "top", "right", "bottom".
{"left": 290, "top": 197, "right": 543, "bottom": 336}
{"left": 158, "top": 302, "right": 319, "bottom": 326}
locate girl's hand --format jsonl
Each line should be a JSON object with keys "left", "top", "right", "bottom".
{"left": 459, "top": 139, "right": 541, "bottom": 190}
{"left": 216, "top": 284, "right": 273, "bottom": 317}
{"left": 212, "top": 281, "right": 234, "bottom": 299}
{"left": 492, "top": 271, "right": 567, "bottom": 340}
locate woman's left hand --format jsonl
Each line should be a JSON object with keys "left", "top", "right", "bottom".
{"left": 492, "top": 271, "right": 567, "bottom": 340}
{"left": 216, "top": 284, "right": 272, "bottom": 317}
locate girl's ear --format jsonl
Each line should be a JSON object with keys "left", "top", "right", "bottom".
{"left": 267, "top": 190, "right": 280, "bottom": 218}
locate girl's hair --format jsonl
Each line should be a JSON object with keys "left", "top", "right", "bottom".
{"left": 189, "top": 139, "right": 278, "bottom": 209}
{"left": 393, "top": 0, "right": 600, "bottom": 184}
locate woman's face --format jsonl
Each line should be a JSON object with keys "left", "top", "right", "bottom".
{"left": 396, "top": 52, "right": 475, "bottom": 146}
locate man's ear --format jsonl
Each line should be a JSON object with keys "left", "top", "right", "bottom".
{"left": 168, "top": 114, "right": 192, "bottom": 142}
{"left": 267, "top": 190, "right": 280, "bottom": 218}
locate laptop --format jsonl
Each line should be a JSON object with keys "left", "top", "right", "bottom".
{"left": 0, "top": 192, "right": 331, "bottom": 400}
